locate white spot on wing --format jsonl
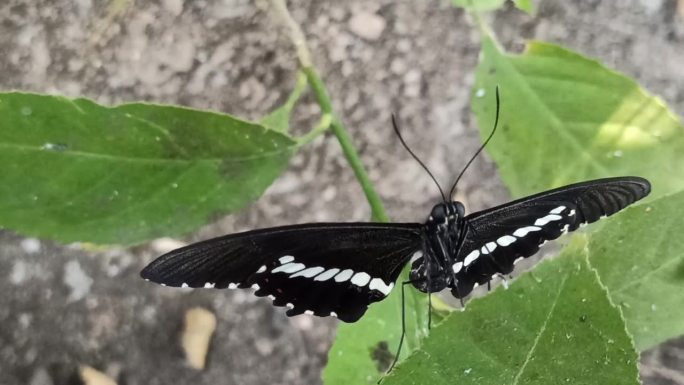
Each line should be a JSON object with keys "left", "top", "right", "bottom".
{"left": 464, "top": 250, "right": 479, "bottom": 266}
{"left": 369, "top": 278, "right": 393, "bottom": 295}
{"left": 351, "top": 272, "right": 371, "bottom": 287}
{"left": 251, "top": 284, "right": 260, "bottom": 290}
{"left": 304, "top": 310, "right": 314, "bottom": 315}
{"left": 550, "top": 206, "right": 566, "bottom": 214}
{"left": 181, "top": 283, "right": 189, "bottom": 288}
{"left": 569, "top": 209, "right": 576, "bottom": 216}
{"left": 256, "top": 265, "right": 267, "bottom": 274}
{"left": 204, "top": 282, "right": 215, "bottom": 288}
{"left": 330, "top": 312, "right": 338, "bottom": 318}
{"left": 228, "top": 283, "right": 238, "bottom": 289}
{"left": 481, "top": 242, "right": 497, "bottom": 254}
{"left": 497, "top": 235, "right": 516, "bottom": 247}
{"left": 286, "top": 303, "right": 294, "bottom": 309}
{"left": 272, "top": 263, "right": 306, "bottom": 274}
{"left": 534, "top": 214, "right": 563, "bottom": 226}
{"left": 334, "top": 269, "right": 354, "bottom": 282}
{"left": 452, "top": 261, "right": 463, "bottom": 273}
{"left": 513, "top": 226, "right": 542, "bottom": 237}
{"left": 314, "top": 268, "right": 340, "bottom": 281}
{"left": 290, "top": 266, "right": 325, "bottom": 278}
{"left": 268, "top": 295, "right": 275, "bottom": 300}
{"left": 279, "top": 255, "right": 295, "bottom": 264}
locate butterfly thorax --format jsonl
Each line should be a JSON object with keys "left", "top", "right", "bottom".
{"left": 410, "top": 202, "right": 465, "bottom": 293}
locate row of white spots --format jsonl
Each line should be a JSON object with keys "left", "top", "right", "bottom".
{"left": 271, "top": 255, "right": 395, "bottom": 296}
{"left": 452, "top": 205, "right": 569, "bottom": 273}
{"left": 193, "top": 282, "right": 236, "bottom": 289}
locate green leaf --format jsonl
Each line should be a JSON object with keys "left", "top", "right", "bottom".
{"left": 259, "top": 72, "right": 307, "bottom": 134}
{"left": 472, "top": 38, "right": 684, "bottom": 200}
{"left": 588, "top": 192, "right": 684, "bottom": 350}
{"left": 0, "top": 93, "right": 296, "bottom": 245}
{"left": 451, "top": 0, "right": 534, "bottom": 14}
{"left": 323, "top": 270, "right": 429, "bottom": 385}
{"left": 383, "top": 240, "right": 639, "bottom": 385}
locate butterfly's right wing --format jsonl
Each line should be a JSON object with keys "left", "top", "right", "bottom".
{"left": 141, "top": 223, "right": 423, "bottom": 322}
{"left": 451, "top": 177, "right": 650, "bottom": 297}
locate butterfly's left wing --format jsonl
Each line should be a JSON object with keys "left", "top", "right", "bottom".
{"left": 141, "top": 223, "right": 423, "bottom": 322}
{"left": 450, "top": 176, "right": 650, "bottom": 297}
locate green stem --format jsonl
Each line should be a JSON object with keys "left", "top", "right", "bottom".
{"left": 271, "top": 0, "right": 390, "bottom": 223}
{"left": 297, "top": 113, "right": 332, "bottom": 146}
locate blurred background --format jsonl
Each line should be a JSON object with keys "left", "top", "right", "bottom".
{"left": 1, "top": 0, "right": 683, "bottom": 384}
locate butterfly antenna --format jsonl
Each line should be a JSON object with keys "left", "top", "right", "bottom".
{"left": 392, "top": 115, "right": 447, "bottom": 203}
{"left": 448, "top": 86, "right": 501, "bottom": 200}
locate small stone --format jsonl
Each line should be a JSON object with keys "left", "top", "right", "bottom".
{"left": 390, "top": 58, "right": 406, "bottom": 74}
{"left": 161, "top": 0, "right": 184, "bottom": 16}
{"left": 21, "top": 238, "right": 42, "bottom": 254}
{"left": 79, "top": 366, "right": 116, "bottom": 385}
{"left": 182, "top": 307, "right": 217, "bottom": 370}
{"left": 348, "top": 12, "right": 386, "bottom": 41}
{"left": 29, "top": 367, "right": 53, "bottom": 385}
{"left": 150, "top": 237, "right": 187, "bottom": 254}
{"left": 63, "top": 260, "right": 93, "bottom": 303}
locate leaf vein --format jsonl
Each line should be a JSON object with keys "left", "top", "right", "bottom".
{"left": 511, "top": 274, "right": 568, "bottom": 385}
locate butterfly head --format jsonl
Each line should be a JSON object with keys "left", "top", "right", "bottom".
{"left": 427, "top": 201, "right": 465, "bottom": 227}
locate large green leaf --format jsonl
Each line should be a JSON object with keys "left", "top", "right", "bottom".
{"left": 472, "top": 38, "right": 684, "bottom": 200}
{"left": 323, "top": 270, "right": 429, "bottom": 385}
{"left": 383, "top": 240, "right": 639, "bottom": 385}
{"left": 0, "top": 93, "right": 296, "bottom": 244}
{"left": 588, "top": 192, "right": 684, "bottom": 350}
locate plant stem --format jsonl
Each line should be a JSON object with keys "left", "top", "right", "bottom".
{"left": 297, "top": 113, "right": 332, "bottom": 146}
{"left": 271, "top": 0, "right": 390, "bottom": 223}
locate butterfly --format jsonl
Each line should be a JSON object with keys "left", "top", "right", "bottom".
{"left": 140, "top": 89, "right": 651, "bottom": 324}
{"left": 141, "top": 176, "right": 650, "bottom": 323}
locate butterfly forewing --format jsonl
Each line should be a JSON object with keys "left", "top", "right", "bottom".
{"left": 141, "top": 223, "right": 423, "bottom": 322}
{"left": 450, "top": 177, "right": 651, "bottom": 297}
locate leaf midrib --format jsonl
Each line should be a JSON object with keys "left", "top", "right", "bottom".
{"left": 0, "top": 142, "right": 294, "bottom": 163}
{"left": 488, "top": 40, "right": 610, "bottom": 178}
{"left": 511, "top": 275, "right": 568, "bottom": 385}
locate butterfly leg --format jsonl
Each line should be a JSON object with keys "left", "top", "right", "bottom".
{"left": 496, "top": 273, "right": 510, "bottom": 289}
{"left": 386, "top": 281, "right": 413, "bottom": 376}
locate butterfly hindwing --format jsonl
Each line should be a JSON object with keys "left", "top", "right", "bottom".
{"left": 451, "top": 177, "right": 651, "bottom": 297}
{"left": 141, "top": 223, "right": 423, "bottom": 322}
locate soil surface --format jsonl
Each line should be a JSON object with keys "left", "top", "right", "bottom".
{"left": 1, "top": 1, "right": 682, "bottom": 384}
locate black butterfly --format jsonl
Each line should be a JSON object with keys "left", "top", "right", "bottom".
{"left": 141, "top": 89, "right": 651, "bottom": 324}
{"left": 141, "top": 176, "right": 650, "bottom": 322}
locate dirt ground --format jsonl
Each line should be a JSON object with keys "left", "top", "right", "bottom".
{"left": 1, "top": 1, "right": 683, "bottom": 384}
